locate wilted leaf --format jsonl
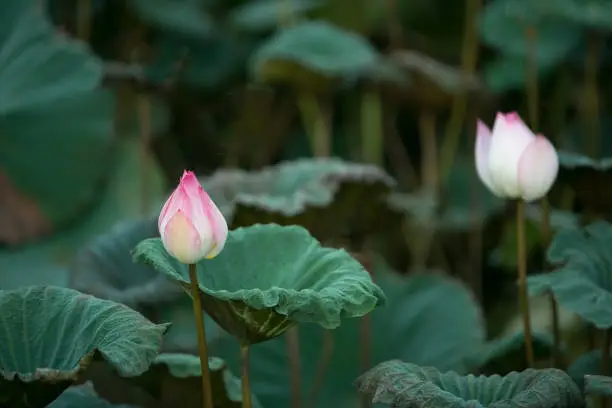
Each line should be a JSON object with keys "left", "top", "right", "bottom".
{"left": 356, "top": 360, "right": 583, "bottom": 408}
{"left": 209, "top": 266, "right": 485, "bottom": 407}
{"left": 49, "top": 383, "right": 136, "bottom": 408}
{"left": 250, "top": 20, "right": 379, "bottom": 88}
{"left": 201, "top": 158, "right": 397, "bottom": 241}
{"left": 128, "top": 0, "right": 214, "bottom": 38}
{"left": 528, "top": 221, "right": 612, "bottom": 329}
{"left": 0, "top": 2, "right": 115, "bottom": 244}
{"left": 0, "top": 286, "right": 168, "bottom": 408}
{"left": 134, "top": 224, "right": 386, "bottom": 344}
{"left": 229, "top": 0, "right": 324, "bottom": 32}
{"left": 128, "top": 353, "right": 263, "bottom": 407}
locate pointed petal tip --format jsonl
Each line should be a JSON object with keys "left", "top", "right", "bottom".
{"left": 476, "top": 120, "right": 490, "bottom": 137}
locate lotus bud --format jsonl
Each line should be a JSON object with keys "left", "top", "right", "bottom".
{"left": 475, "top": 112, "right": 559, "bottom": 202}
{"left": 158, "top": 170, "right": 228, "bottom": 264}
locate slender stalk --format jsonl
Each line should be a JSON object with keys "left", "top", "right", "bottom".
{"left": 602, "top": 328, "right": 611, "bottom": 408}
{"left": 360, "top": 313, "right": 372, "bottom": 408}
{"left": 297, "top": 92, "right": 330, "bottom": 157}
{"left": 583, "top": 32, "right": 601, "bottom": 158}
{"left": 361, "top": 89, "right": 383, "bottom": 165}
{"left": 516, "top": 200, "right": 535, "bottom": 367}
{"left": 240, "top": 343, "right": 254, "bottom": 408}
{"left": 188, "top": 264, "right": 214, "bottom": 408}
{"left": 138, "top": 95, "right": 151, "bottom": 215}
{"left": 307, "top": 332, "right": 334, "bottom": 404}
{"left": 286, "top": 327, "right": 302, "bottom": 408}
{"left": 418, "top": 111, "right": 439, "bottom": 196}
{"left": 439, "top": 0, "right": 481, "bottom": 181}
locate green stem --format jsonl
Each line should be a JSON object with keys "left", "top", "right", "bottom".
{"left": 188, "top": 264, "right": 214, "bottom": 408}
{"left": 360, "top": 89, "right": 383, "bottom": 165}
{"left": 308, "top": 330, "right": 334, "bottom": 404}
{"left": 286, "top": 327, "right": 302, "bottom": 408}
{"left": 240, "top": 343, "right": 254, "bottom": 408}
{"left": 297, "top": 92, "right": 329, "bottom": 157}
{"left": 138, "top": 95, "right": 151, "bottom": 216}
{"left": 360, "top": 314, "right": 372, "bottom": 408}
{"left": 517, "top": 200, "right": 535, "bottom": 367}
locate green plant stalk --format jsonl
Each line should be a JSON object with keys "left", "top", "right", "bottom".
{"left": 360, "top": 313, "right": 372, "bottom": 408}
{"left": 188, "top": 264, "right": 215, "bottom": 408}
{"left": 138, "top": 95, "right": 151, "bottom": 216}
{"left": 517, "top": 200, "right": 535, "bottom": 367}
{"left": 240, "top": 343, "right": 254, "bottom": 408}
{"left": 308, "top": 330, "right": 334, "bottom": 404}
{"left": 360, "top": 89, "right": 383, "bottom": 165}
{"left": 418, "top": 111, "right": 439, "bottom": 197}
{"left": 439, "top": 0, "right": 481, "bottom": 181}
{"left": 286, "top": 327, "right": 302, "bottom": 408}
{"left": 602, "top": 328, "right": 611, "bottom": 408}
{"left": 583, "top": 32, "right": 601, "bottom": 158}
{"left": 297, "top": 92, "right": 330, "bottom": 157}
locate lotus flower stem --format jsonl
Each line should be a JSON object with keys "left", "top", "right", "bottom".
{"left": 286, "top": 327, "right": 302, "bottom": 408}
{"left": 240, "top": 343, "right": 254, "bottom": 408}
{"left": 516, "top": 200, "right": 535, "bottom": 367}
{"left": 361, "top": 89, "right": 383, "bottom": 165}
{"left": 360, "top": 314, "right": 373, "bottom": 408}
{"left": 297, "top": 92, "right": 330, "bottom": 157}
{"left": 188, "top": 264, "right": 215, "bottom": 408}
{"left": 308, "top": 330, "right": 335, "bottom": 404}
{"left": 138, "top": 95, "right": 152, "bottom": 215}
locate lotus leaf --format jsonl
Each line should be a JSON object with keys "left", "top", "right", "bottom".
{"left": 0, "top": 286, "right": 168, "bottom": 408}
{"left": 48, "top": 383, "right": 136, "bottom": 408}
{"left": 133, "top": 224, "right": 385, "bottom": 344}
{"left": 356, "top": 360, "right": 583, "bottom": 408}
{"left": 585, "top": 375, "right": 612, "bottom": 397}
{"left": 568, "top": 350, "right": 612, "bottom": 393}
{"left": 229, "top": 0, "right": 324, "bottom": 32}
{"left": 128, "top": 0, "right": 214, "bottom": 38}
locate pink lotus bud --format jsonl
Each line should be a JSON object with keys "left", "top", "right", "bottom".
{"left": 475, "top": 112, "right": 558, "bottom": 202}
{"left": 158, "top": 170, "right": 228, "bottom": 264}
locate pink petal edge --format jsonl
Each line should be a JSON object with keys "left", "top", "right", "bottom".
{"left": 516, "top": 134, "right": 559, "bottom": 202}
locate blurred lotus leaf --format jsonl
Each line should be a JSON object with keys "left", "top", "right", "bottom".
{"left": 145, "top": 31, "right": 251, "bottom": 89}
{"left": 0, "top": 1, "right": 115, "bottom": 245}
{"left": 568, "top": 350, "right": 612, "bottom": 393}
{"left": 229, "top": 0, "right": 324, "bottom": 33}
{"left": 557, "top": 151, "right": 612, "bottom": 215}
{"left": 585, "top": 375, "right": 612, "bottom": 397}
{"left": 469, "top": 329, "right": 557, "bottom": 374}
{"left": 484, "top": 54, "right": 559, "bottom": 92}
{"left": 355, "top": 360, "right": 583, "bottom": 408}
{"left": 250, "top": 20, "right": 379, "bottom": 89}
{"left": 69, "top": 217, "right": 182, "bottom": 314}
{"left": 48, "top": 383, "right": 137, "bottom": 408}
{"left": 0, "top": 286, "right": 168, "bottom": 408}
{"left": 479, "top": 0, "right": 582, "bottom": 65}
{"left": 128, "top": 0, "right": 214, "bottom": 38}
{"left": 532, "top": 0, "right": 612, "bottom": 30}
{"left": 201, "top": 158, "right": 397, "bottom": 240}
{"left": 528, "top": 221, "right": 612, "bottom": 329}
{"left": 128, "top": 353, "right": 263, "bottom": 407}
{"left": 134, "top": 224, "right": 386, "bottom": 345}
{"left": 388, "top": 50, "right": 486, "bottom": 110}
{"left": 209, "top": 266, "right": 485, "bottom": 407}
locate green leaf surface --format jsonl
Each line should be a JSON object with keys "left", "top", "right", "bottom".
{"left": 128, "top": 353, "right": 263, "bottom": 407}
{"left": 567, "top": 350, "right": 612, "bottom": 393}
{"left": 250, "top": 20, "right": 379, "bottom": 84}
{"left": 229, "top": 0, "right": 324, "bottom": 32}
{"left": 128, "top": 0, "right": 214, "bottom": 38}
{"left": 208, "top": 266, "right": 485, "bottom": 407}
{"left": 0, "top": 286, "right": 168, "bottom": 408}
{"left": 356, "top": 360, "right": 583, "bottom": 408}
{"left": 527, "top": 221, "right": 612, "bottom": 329}
{"left": 585, "top": 375, "right": 612, "bottom": 397}
{"left": 201, "top": 158, "right": 397, "bottom": 240}
{"left": 0, "top": 2, "right": 115, "bottom": 243}
{"left": 532, "top": 0, "right": 612, "bottom": 30}
{"left": 484, "top": 54, "right": 558, "bottom": 92}
{"left": 134, "top": 224, "right": 385, "bottom": 344}
{"left": 48, "top": 383, "right": 137, "bottom": 408}
{"left": 479, "top": 0, "right": 582, "bottom": 62}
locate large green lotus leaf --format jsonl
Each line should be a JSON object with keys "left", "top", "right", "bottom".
{"left": 585, "top": 375, "right": 612, "bottom": 397}
{"left": 0, "top": 139, "right": 166, "bottom": 290}
{"left": 250, "top": 20, "right": 379, "bottom": 86}
{"left": 229, "top": 0, "right": 324, "bottom": 32}
{"left": 0, "top": 2, "right": 115, "bottom": 244}
{"left": 48, "top": 383, "right": 136, "bottom": 408}
{"left": 567, "top": 350, "right": 612, "bottom": 393}
{"left": 556, "top": 151, "right": 612, "bottom": 215}
{"left": 0, "top": 286, "right": 168, "bottom": 408}
{"left": 484, "top": 53, "right": 559, "bottom": 92}
{"left": 208, "top": 266, "right": 485, "bottom": 407}
{"left": 201, "top": 158, "right": 397, "bottom": 240}
{"left": 128, "top": 0, "right": 214, "bottom": 38}
{"left": 479, "top": 0, "right": 582, "bottom": 63}
{"left": 133, "top": 224, "right": 386, "bottom": 344}
{"left": 145, "top": 31, "right": 250, "bottom": 89}
{"left": 69, "top": 217, "right": 182, "bottom": 312}
{"left": 527, "top": 221, "right": 612, "bottom": 329}
{"left": 127, "top": 353, "right": 263, "bottom": 407}
{"left": 356, "top": 360, "right": 583, "bottom": 408}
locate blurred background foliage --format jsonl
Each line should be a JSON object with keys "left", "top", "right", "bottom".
{"left": 2, "top": 0, "right": 612, "bottom": 406}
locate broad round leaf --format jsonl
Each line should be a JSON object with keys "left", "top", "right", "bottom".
{"left": 133, "top": 224, "right": 386, "bottom": 344}
{"left": 49, "top": 383, "right": 136, "bottom": 408}
{"left": 356, "top": 361, "right": 583, "bottom": 408}
{"left": 201, "top": 158, "right": 397, "bottom": 241}
{"left": 527, "top": 221, "right": 612, "bottom": 329}
{"left": 229, "top": 0, "right": 324, "bottom": 33}
{"left": 208, "top": 266, "right": 485, "bottom": 407}
{"left": 128, "top": 353, "right": 263, "bottom": 407}
{"left": 128, "top": 0, "right": 214, "bottom": 38}
{"left": 0, "top": 2, "right": 114, "bottom": 244}
{"left": 250, "top": 20, "right": 379, "bottom": 86}
{"left": 69, "top": 217, "right": 182, "bottom": 312}
{"left": 0, "top": 286, "right": 168, "bottom": 408}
